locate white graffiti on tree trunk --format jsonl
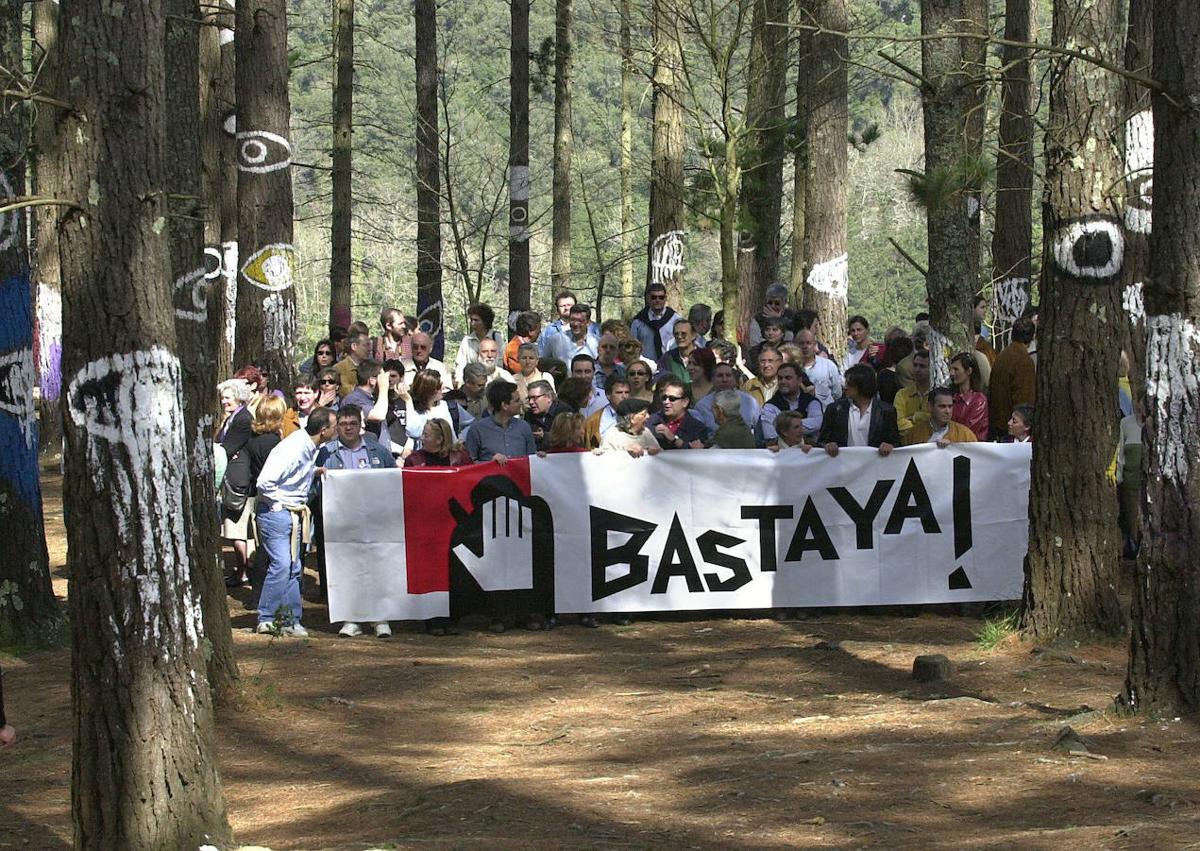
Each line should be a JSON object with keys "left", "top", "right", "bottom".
{"left": 1125, "top": 109, "right": 1153, "bottom": 236}
{"left": 926, "top": 327, "right": 953, "bottom": 388}
{"left": 1144, "top": 314, "right": 1200, "bottom": 483}
{"left": 1123, "top": 282, "right": 1145, "bottom": 325}
{"left": 222, "top": 241, "right": 238, "bottom": 352}
{"left": 993, "top": 277, "right": 1030, "bottom": 323}
{"left": 0, "top": 171, "right": 18, "bottom": 252}
{"left": 509, "top": 165, "right": 531, "bottom": 242}
{"left": 240, "top": 243, "right": 295, "bottom": 291}
{"left": 806, "top": 253, "right": 848, "bottom": 302}
{"left": 66, "top": 347, "right": 201, "bottom": 649}
{"left": 173, "top": 265, "right": 209, "bottom": 322}
{"left": 651, "top": 230, "right": 685, "bottom": 285}
{"left": 1050, "top": 216, "right": 1124, "bottom": 281}
{"left": 262, "top": 291, "right": 295, "bottom": 353}
{"left": 236, "top": 130, "right": 292, "bottom": 174}
{"left": 0, "top": 346, "right": 35, "bottom": 448}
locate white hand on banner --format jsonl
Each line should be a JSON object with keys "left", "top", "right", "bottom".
{"left": 452, "top": 496, "right": 535, "bottom": 591}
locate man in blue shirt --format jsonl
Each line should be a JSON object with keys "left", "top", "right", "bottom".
{"left": 544, "top": 303, "right": 600, "bottom": 362}
{"left": 465, "top": 380, "right": 537, "bottom": 463}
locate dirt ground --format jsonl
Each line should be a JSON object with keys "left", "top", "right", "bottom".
{"left": 4, "top": 470, "right": 1200, "bottom": 850}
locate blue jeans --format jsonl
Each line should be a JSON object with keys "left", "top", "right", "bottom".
{"left": 256, "top": 507, "right": 303, "bottom": 627}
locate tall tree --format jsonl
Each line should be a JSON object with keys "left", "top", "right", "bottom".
{"left": 1020, "top": 0, "right": 1126, "bottom": 639}
{"left": 646, "top": 0, "right": 686, "bottom": 310}
{"left": 990, "top": 0, "right": 1035, "bottom": 327}
{"left": 551, "top": 0, "right": 573, "bottom": 294}
{"left": 1119, "top": 0, "right": 1152, "bottom": 401}
{"left": 961, "top": 0, "right": 988, "bottom": 276}
{"left": 0, "top": 0, "right": 57, "bottom": 644}
{"left": 166, "top": 0, "right": 238, "bottom": 701}
{"left": 508, "top": 0, "right": 532, "bottom": 313}
{"left": 57, "top": 0, "right": 231, "bottom": 844}
{"left": 235, "top": 0, "right": 296, "bottom": 386}
{"left": 919, "top": 0, "right": 979, "bottom": 384}
{"left": 787, "top": 19, "right": 810, "bottom": 306}
{"left": 800, "top": 0, "right": 849, "bottom": 363}
{"left": 415, "top": 0, "right": 444, "bottom": 355}
{"left": 330, "top": 0, "right": 354, "bottom": 332}
{"left": 735, "top": 0, "right": 789, "bottom": 330}
{"left": 31, "top": 0, "right": 62, "bottom": 453}
{"left": 619, "top": 0, "right": 635, "bottom": 319}
{"left": 1123, "top": 0, "right": 1200, "bottom": 714}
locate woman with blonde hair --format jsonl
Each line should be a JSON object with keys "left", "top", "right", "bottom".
{"left": 405, "top": 419, "right": 471, "bottom": 467}
{"left": 624, "top": 359, "right": 655, "bottom": 403}
{"left": 546, "top": 411, "right": 587, "bottom": 452}
{"left": 216, "top": 377, "right": 255, "bottom": 587}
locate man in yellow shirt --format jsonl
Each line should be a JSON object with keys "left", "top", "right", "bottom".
{"left": 893, "top": 348, "right": 931, "bottom": 433}
{"left": 903, "top": 386, "right": 977, "bottom": 446}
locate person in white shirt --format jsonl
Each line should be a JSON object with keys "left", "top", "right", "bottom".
{"left": 401, "top": 332, "right": 453, "bottom": 392}
{"left": 452, "top": 302, "right": 505, "bottom": 386}
{"left": 255, "top": 408, "right": 337, "bottom": 636}
{"left": 475, "top": 337, "right": 515, "bottom": 385}
{"left": 795, "top": 328, "right": 842, "bottom": 407}
{"left": 597, "top": 398, "right": 662, "bottom": 457}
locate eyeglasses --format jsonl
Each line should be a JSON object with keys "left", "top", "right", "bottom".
{"left": 527, "top": 393, "right": 546, "bottom": 402}
{"left": 627, "top": 370, "right": 649, "bottom": 377}
{"left": 662, "top": 394, "right": 686, "bottom": 402}
{"left": 317, "top": 350, "right": 333, "bottom": 356}
{"left": 319, "top": 379, "right": 338, "bottom": 385}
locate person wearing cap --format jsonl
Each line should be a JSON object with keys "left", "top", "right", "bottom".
{"left": 597, "top": 398, "right": 662, "bottom": 457}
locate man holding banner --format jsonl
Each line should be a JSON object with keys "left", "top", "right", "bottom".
{"left": 819, "top": 364, "right": 901, "bottom": 457}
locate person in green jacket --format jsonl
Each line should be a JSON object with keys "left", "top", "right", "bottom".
{"left": 709, "top": 391, "right": 757, "bottom": 448}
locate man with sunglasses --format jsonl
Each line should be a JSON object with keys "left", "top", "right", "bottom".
{"left": 402, "top": 331, "right": 452, "bottom": 392}
{"left": 648, "top": 377, "right": 711, "bottom": 450}
{"left": 630, "top": 282, "right": 680, "bottom": 362}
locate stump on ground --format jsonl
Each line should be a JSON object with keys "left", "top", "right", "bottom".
{"left": 912, "top": 654, "right": 953, "bottom": 682}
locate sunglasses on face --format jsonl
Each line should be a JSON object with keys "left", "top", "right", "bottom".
{"left": 627, "top": 370, "right": 649, "bottom": 377}
{"left": 319, "top": 379, "right": 338, "bottom": 385}
{"left": 317, "top": 350, "right": 333, "bottom": 356}
{"left": 662, "top": 394, "right": 686, "bottom": 402}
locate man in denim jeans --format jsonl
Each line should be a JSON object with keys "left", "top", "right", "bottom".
{"left": 254, "top": 407, "right": 337, "bottom": 636}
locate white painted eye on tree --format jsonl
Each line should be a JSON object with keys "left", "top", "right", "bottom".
{"left": 1050, "top": 215, "right": 1124, "bottom": 281}
{"left": 203, "top": 246, "right": 223, "bottom": 280}
{"left": 511, "top": 205, "right": 529, "bottom": 224}
{"left": 173, "top": 267, "right": 209, "bottom": 323}
{"left": 235, "top": 130, "right": 292, "bottom": 173}
{"left": 240, "top": 243, "right": 296, "bottom": 291}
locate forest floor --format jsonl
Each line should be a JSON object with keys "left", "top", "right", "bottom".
{"left": 4, "top": 467, "right": 1200, "bottom": 850}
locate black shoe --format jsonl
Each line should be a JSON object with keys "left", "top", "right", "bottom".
{"left": 614, "top": 616, "right": 633, "bottom": 626}
{"left": 580, "top": 615, "right": 600, "bottom": 628}
{"left": 225, "top": 573, "right": 247, "bottom": 589}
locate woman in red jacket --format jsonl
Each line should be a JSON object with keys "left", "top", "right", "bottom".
{"left": 949, "top": 351, "right": 990, "bottom": 441}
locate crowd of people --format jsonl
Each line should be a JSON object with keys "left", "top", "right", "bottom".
{"left": 212, "top": 282, "right": 1138, "bottom": 637}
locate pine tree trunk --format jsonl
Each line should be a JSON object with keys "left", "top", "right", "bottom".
{"left": 508, "top": 0, "right": 531, "bottom": 313}
{"left": 166, "top": 0, "right": 238, "bottom": 703}
{"left": 736, "top": 0, "right": 789, "bottom": 308}
{"left": 647, "top": 0, "right": 685, "bottom": 310}
{"left": 788, "top": 21, "right": 810, "bottom": 305}
{"left": 31, "top": 0, "right": 62, "bottom": 456}
{"left": 1020, "top": 0, "right": 1125, "bottom": 640}
{"left": 619, "top": 0, "right": 634, "bottom": 320}
{"left": 202, "top": 0, "right": 238, "bottom": 374}
{"left": 551, "top": 0, "right": 573, "bottom": 294}
{"left": 961, "top": 0, "right": 988, "bottom": 277}
{"left": 1123, "top": 0, "right": 1200, "bottom": 713}
{"left": 415, "top": 0, "right": 444, "bottom": 355}
{"left": 235, "top": 0, "right": 296, "bottom": 387}
{"left": 330, "top": 0, "right": 354, "bottom": 332}
{"left": 57, "top": 0, "right": 232, "bottom": 844}
{"left": 0, "top": 0, "right": 57, "bottom": 645}
{"left": 920, "top": 0, "right": 978, "bottom": 384}
{"left": 720, "top": 133, "right": 740, "bottom": 346}
{"left": 1120, "top": 0, "right": 1152, "bottom": 404}
{"left": 801, "top": 0, "right": 849, "bottom": 363}
{"left": 991, "top": 0, "right": 1034, "bottom": 326}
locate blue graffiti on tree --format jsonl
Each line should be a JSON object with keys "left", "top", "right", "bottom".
{"left": 0, "top": 272, "right": 41, "bottom": 513}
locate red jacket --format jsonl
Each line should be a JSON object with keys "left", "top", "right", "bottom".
{"left": 953, "top": 390, "right": 990, "bottom": 441}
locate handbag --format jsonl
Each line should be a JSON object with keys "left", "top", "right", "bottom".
{"left": 221, "top": 477, "right": 249, "bottom": 514}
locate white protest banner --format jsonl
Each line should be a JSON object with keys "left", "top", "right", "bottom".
{"left": 322, "top": 444, "right": 1030, "bottom": 622}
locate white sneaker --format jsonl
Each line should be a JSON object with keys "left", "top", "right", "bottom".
{"left": 255, "top": 622, "right": 275, "bottom": 635}
{"left": 339, "top": 622, "right": 363, "bottom": 638}
{"left": 281, "top": 624, "right": 309, "bottom": 638}
{"left": 373, "top": 622, "right": 392, "bottom": 638}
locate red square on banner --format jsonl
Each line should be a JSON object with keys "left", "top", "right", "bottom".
{"left": 401, "top": 459, "right": 532, "bottom": 594}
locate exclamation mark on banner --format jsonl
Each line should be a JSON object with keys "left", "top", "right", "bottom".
{"left": 948, "top": 455, "right": 973, "bottom": 590}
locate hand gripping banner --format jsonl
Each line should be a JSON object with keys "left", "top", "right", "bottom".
{"left": 321, "top": 444, "right": 1031, "bottom": 623}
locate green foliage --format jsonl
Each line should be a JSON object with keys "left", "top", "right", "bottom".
{"left": 976, "top": 611, "right": 1020, "bottom": 650}
{"left": 901, "top": 153, "right": 992, "bottom": 212}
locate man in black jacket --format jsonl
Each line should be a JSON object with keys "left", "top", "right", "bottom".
{"left": 524, "top": 379, "right": 571, "bottom": 451}
{"left": 818, "top": 363, "right": 900, "bottom": 456}
{"left": 648, "top": 377, "right": 712, "bottom": 449}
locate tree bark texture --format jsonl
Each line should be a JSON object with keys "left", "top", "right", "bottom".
{"left": 920, "top": 0, "right": 978, "bottom": 385}
{"left": 508, "top": 0, "right": 531, "bottom": 313}
{"left": 787, "top": 18, "right": 810, "bottom": 306}
{"left": 647, "top": 0, "right": 685, "bottom": 310}
{"left": 736, "top": 0, "right": 790, "bottom": 313}
{"left": 1119, "top": 0, "right": 1152, "bottom": 405}
{"left": 1021, "top": 0, "right": 1126, "bottom": 640}
{"left": 56, "top": 0, "right": 232, "bottom": 845}
{"left": 551, "top": 0, "right": 573, "bottom": 294}
{"left": 801, "top": 0, "right": 849, "bottom": 363}
{"left": 415, "top": 0, "right": 444, "bottom": 355}
{"left": 961, "top": 0, "right": 988, "bottom": 278}
{"left": 330, "top": 0, "right": 354, "bottom": 332}
{"left": 32, "top": 0, "right": 63, "bottom": 454}
{"left": 0, "top": 0, "right": 56, "bottom": 644}
{"left": 1123, "top": 0, "right": 1200, "bottom": 715}
{"left": 990, "top": 0, "right": 1035, "bottom": 326}
{"left": 235, "top": 0, "right": 296, "bottom": 387}
{"left": 619, "top": 0, "right": 634, "bottom": 320}
{"left": 166, "top": 0, "right": 238, "bottom": 702}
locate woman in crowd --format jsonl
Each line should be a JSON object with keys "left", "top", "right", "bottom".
{"left": 242, "top": 397, "right": 288, "bottom": 592}
{"left": 625, "top": 360, "right": 655, "bottom": 404}
{"left": 1004, "top": 404, "right": 1034, "bottom": 443}
{"left": 767, "top": 410, "right": 811, "bottom": 452}
{"left": 453, "top": 302, "right": 504, "bottom": 386}
{"left": 315, "top": 367, "right": 342, "bottom": 411}
{"left": 546, "top": 412, "right": 587, "bottom": 452}
{"left": 514, "top": 341, "right": 556, "bottom": 404}
{"left": 283, "top": 374, "right": 320, "bottom": 436}
{"left": 233, "top": 365, "right": 269, "bottom": 413}
{"left": 216, "top": 377, "right": 255, "bottom": 588}
{"left": 949, "top": 351, "right": 990, "bottom": 441}
{"left": 841, "top": 315, "right": 886, "bottom": 372}
{"left": 405, "top": 369, "right": 456, "bottom": 451}
{"left": 597, "top": 399, "right": 661, "bottom": 457}
{"left": 300, "top": 339, "right": 337, "bottom": 375}
{"left": 405, "top": 419, "right": 471, "bottom": 467}
{"left": 619, "top": 337, "right": 655, "bottom": 373}
{"left": 687, "top": 348, "right": 716, "bottom": 407}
